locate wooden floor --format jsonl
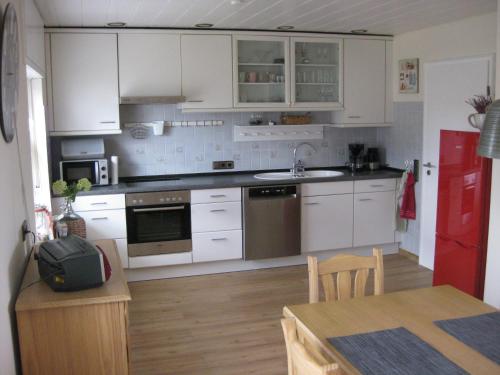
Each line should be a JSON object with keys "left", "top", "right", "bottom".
{"left": 128, "top": 254, "right": 433, "bottom": 375}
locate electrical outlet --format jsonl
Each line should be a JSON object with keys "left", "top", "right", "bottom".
{"left": 213, "top": 160, "right": 235, "bottom": 170}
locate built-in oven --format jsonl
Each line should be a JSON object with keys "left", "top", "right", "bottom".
{"left": 126, "top": 191, "right": 192, "bottom": 257}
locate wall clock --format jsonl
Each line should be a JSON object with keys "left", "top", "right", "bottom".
{"left": 0, "top": 3, "right": 19, "bottom": 143}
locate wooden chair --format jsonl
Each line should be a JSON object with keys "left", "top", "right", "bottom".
{"left": 308, "top": 248, "right": 384, "bottom": 303}
{"left": 281, "top": 318, "right": 339, "bottom": 375}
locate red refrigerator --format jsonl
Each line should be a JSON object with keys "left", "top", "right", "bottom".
{"left": 433, "top": 130, "right": 492, "bottom": 299}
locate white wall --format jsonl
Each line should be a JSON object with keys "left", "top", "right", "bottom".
{"left": 0, "top": 0, "right": 41, "bottom": 373}
{"left": 393, "top": 12, "right": 497, "bottom": 102}
{"left": 483, "top": 3, "right": 500, "bottom": 309}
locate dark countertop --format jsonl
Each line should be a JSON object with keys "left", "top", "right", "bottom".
{"left": 68, "top": 167, "right": 403, "bottom": 197}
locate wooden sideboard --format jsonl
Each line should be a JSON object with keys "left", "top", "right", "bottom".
{"left": 15, "top": 239, "right": 131, "bottom": 374}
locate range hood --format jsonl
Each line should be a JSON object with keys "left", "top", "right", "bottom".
{"left": 119, "top": 96, "right": 186, "bottom": 105}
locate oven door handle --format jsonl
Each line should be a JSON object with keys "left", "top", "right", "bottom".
{"left": 132, "top": 206, "right": 185, "bottom": 213}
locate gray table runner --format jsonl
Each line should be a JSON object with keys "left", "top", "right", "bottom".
{"left": 435, "top": 312, "right": 500, "bottom": 365}
{"left": 327, "top": 327, "right": 468, "bottom": 375}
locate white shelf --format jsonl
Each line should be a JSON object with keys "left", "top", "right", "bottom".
{"left": 329, "top": 123, "right": 393, "bottom": 128}
{"left": 296, "top": 82, "right": 337, "bottom": 86}
{"left": 234, "top": 124, "right": 324, "bottom": 142}
{"left": 238, "top": 82, "right": 284, "bottom": 85}
{"left": 238, "top": 62, "right": 284, "bottom": 66}
{"left": 296, "top": 64, "right": 337, "bottom": 67}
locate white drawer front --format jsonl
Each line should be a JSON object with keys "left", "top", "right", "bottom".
{"left": 191, "top": 202, "right": 242, "bottom": 233}
{"left": 52, "top": 194, "right": 125, "bottom": 214}
{"left": 114, "top": 238, "right": 129, "bottom": 269}
{"left": 354, "top": 178, "right": 396, "bottom": 193}
{"left": 191, "top": 188, "right": 241, "bottom": 204}
{"left": 78, "top": 209, "right": 127, "bottom": 240}
{"left": 353, "top": 191, "right": 396, "bottom": 247}
{"left": 193, "top": 230, "right": 243, "bottom": 263}
{"left": 302, "top": 181, "right": 354, "bottom": 197}
{"left": 128, "top": 252, "right": 193, "bottom": 269}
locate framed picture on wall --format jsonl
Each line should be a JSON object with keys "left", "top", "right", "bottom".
{"left": 399, "top": 58, "right": 419, "bottom": 94}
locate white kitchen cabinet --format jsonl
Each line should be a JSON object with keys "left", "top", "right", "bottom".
{"left": 78, "top": 209, "right": 127, "bottom": 240}
{"left": 118, "top": 33, "right": 181, "bottom": 97}
{"left": 191, "top": 188, "right": 243, "bottom": 263}
{"left": 291, "top": 37, "right": 343, "bottom": 109}
{"left": 191, "top": 201, "right": 242, "bottom": 233}
{"left": 192, "top": 230, "right": 243, "bottom": 262}
{"left": 354, "top": 178, "right": 396, "bottom": 193}
{"left": 233, "top": 35, "right": 290, "bottom": 108}
{"left": 180, "top": 34, "right": 233, "bottom": 110}
{"left": 191, "top": 187, "right": 241, "bottom": 204}
{"left": 51, "top": 194, "right": 128, "bottom": 268}
{"left": 332, "top": 38, "right": 387, "bottom": 127}
{"left": 49, "top": 33, "right": 120, "bottom": 135}
{"left": 301, "top": 194, "right": 353, "bottom": 252}
{"left": 353, "top": 191, "right": 396, "bottom": 247}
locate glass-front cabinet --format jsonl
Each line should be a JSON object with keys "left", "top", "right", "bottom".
{"left": 291, "top": 37, "right": 343, "bottom": 108}
{"left": 233, "top": 35, "right": 290, "bottom": 108}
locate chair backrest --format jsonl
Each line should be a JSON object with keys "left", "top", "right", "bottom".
{"left": 281, "top": 318, "right": 339, "bottom": 375}
{"left": 308, "top": 248, "right": 384, "bottom": 303}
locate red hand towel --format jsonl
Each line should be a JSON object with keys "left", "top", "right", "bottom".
{"left": 400, "top": 171, "right": 416, "bottom": 220}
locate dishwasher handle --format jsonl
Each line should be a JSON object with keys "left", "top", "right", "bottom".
{"left": 246, "top": 185, "right": 299, "bottom": 199}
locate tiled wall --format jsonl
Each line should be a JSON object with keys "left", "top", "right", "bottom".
{"left": 51, "top": 105, "right": 379, "bottom": 178}
{"left": 377, "top": 102, "right": 424, "bottom": 255}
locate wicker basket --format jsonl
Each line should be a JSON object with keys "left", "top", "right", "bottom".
{"left": 280, "top": 113, "right": 312, "bottom": 125}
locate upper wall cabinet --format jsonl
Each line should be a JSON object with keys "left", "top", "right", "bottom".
{"left": 233, "top": 35, "right": 290, "bottom": 108}
{"left": 49, "top": 33, "right": 120, "bottom": 135}
{"left": 180, "top": 34, "right": 233, "bottom": 111}
{"left": 332, "top": 38, "right": 389, "bottom": 127}
{"left": 118, "top": 33, "right": 181, "bottom": 97}
{"left": 291, "top": 37, "right": 342, "bottom": 109}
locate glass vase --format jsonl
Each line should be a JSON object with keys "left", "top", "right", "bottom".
{"left": 54, "top": 198, "right": 87, "bottom": 239}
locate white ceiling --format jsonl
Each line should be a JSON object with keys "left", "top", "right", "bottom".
{"left": 34, "top": 0, "right": 497, "bottom": 35}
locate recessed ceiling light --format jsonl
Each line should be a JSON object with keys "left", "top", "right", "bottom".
{"left": 194, "top": 23, "right": 214, "bottom": 28}
{"left": 277, "top": 25, "right": 294, "bottom": 30}
{"left": 106, "top": 21, "right": 126, "bottom": 27}
{"left": 351, "top": 29, "right": 368, "bottom": 34}
{"left": 230, "top": 0, "right": 244, "bottom": 5}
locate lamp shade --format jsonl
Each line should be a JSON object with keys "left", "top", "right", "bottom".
{"left": 478, "top": 99, "right": 500, "bottom": 158}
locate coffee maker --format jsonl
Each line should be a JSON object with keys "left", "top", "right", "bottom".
{"left": 347, "top": 143, "right": 365, "bottom": 172}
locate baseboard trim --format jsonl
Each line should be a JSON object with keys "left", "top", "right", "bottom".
{"left": 399, "top": 248, "right": 419, "bottom": 263}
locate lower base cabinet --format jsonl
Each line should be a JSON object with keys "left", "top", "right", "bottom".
{"left": 353, "top": 191, "right": 396, "bottom": 247}
{"left": 193, "top": 230, "right": 243, "bottom": 262}
{"left": 301, "top": 194, "right": 354, "bottom": 252}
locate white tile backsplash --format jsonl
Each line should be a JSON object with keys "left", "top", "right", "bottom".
{"left": 82, "top": 105, "right": 378, "bottom": 176}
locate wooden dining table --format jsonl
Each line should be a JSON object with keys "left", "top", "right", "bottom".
{"left": 283, "top": 285, "right": 499, "bottom": 375}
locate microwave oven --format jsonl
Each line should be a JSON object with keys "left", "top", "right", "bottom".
{"left": 60, "top": 159, "right": 109, "bottom": 186}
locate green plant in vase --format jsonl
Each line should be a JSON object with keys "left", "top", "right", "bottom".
{"left": 52, "top": 178, "right": 92, "bottom": 238}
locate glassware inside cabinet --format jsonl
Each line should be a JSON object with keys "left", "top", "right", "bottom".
{"left": 237, "top": 39, "right": 287, "bottom": 104}
{"left": 294, "top": 40, "right": 340, "bottom": 104}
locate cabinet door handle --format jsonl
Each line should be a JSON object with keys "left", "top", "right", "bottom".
{"left": 187, "top": 100, "right": 204, "bottom": 103}
{"left": 210, "top": 194, "right": 226, "bottom": 198}
{"left": 304, "top": 202, "right": 320, "bottom": 205}
{"left": 210, "top": 209, "right": 226, "bottom": 213}
{"left": 211, "top": 237, "right": 227, "bottom": 241}
{"left": 358, "top": 199, "right": 373, "bottom": 202}
{"left": 370, "top": 184, "right": 385, "bottom": 188}
{"left": 99, "top": 121, "right": 116, "bottom": 124}
{"left": 348, "top": 115, "right": 361, "bottom": 119}
{"left": 91, "top": 217, "right": 108, "bottom": 220}
{"left": 90, "top": 202, "right": 108, "bottom": 206}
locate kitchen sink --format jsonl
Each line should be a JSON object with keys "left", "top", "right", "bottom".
{"left": 254, "top": 170, "right": 343, "bottom": 180}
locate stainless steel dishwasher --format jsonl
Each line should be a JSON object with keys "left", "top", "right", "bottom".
{"left": 243, "top": 185, "right": 301, "bottom": 260}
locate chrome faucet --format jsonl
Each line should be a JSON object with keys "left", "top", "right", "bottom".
{"left": 291, "top": 142, "right": 317, "bottom": 177}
